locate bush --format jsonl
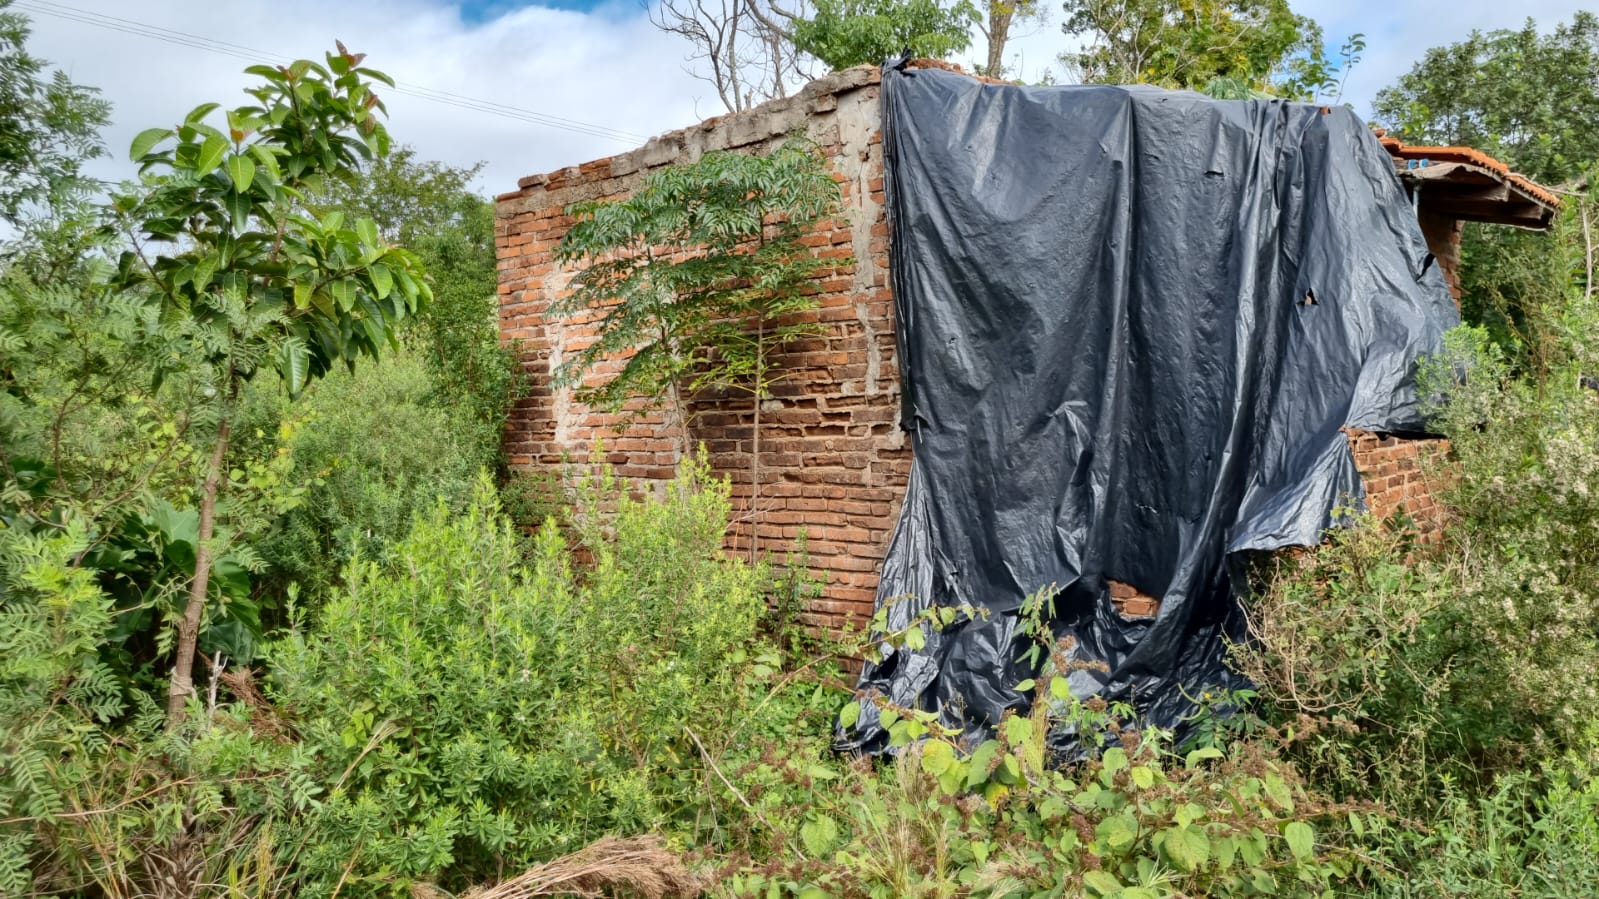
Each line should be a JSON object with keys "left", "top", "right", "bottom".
{"left": 248, "top": 351, "right": 488, "bottom": 600}
{"left": 268, "top": 459, "right": 775, "bottom": 895}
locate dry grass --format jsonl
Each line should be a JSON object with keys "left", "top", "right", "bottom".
{"left": 460, "top": 835, "right": 699, "bottom": 899}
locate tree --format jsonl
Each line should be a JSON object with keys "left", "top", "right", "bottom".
{"left": 652, "top": 0, "right": 815, "bottom": 113}
{"left": 792, "top": 0, "right": 980, "bottom": 70}
{"left": 1058, "top": 0, "right": 1333, "bottom": 99}
{"left": 111, "top": 46, "right": 431, "bottom": 727}
{"left": 0, "top": 0, "right": 109, "bottom": 228}
{"left": 306, "top": 147, "right": 520, "bottom": 469}
{"left": 979, "top": 0, "right": 1047, "bottom": 78}
{"left": 551, "top": 141, "right": 840, "bottom": 551}
{"left": 1373, "top": 15, "right": 1599, "bottom": 362}
{"left": 1372, "top": 14, "right": 1599, "bottom": 186}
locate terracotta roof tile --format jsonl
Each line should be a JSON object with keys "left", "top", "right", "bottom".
{"left": 1377, "top": 136, "right": 1561, "bottom": 210}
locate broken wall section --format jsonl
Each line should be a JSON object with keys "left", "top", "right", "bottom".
{"left": 495, "top": 66, "right": 905, "bottom": 630}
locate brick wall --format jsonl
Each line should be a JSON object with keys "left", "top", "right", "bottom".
{"left": 1346, "top": 429, "right": 1448, "bottom": 536}
{"left": 496, "top": 64, "right": 1450, "bottom": 629}
{"left": 1418, "top": 209, "right": 1464, "bottom": 304}
{"left": 496, "top": 66, "right": 902, "bottom": 631}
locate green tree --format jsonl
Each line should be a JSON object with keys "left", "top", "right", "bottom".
{"left": 1059, "top": 0, "right": 1334, "bottom": 99}
{"left": 1372, "top": 13, "right": 1599, "bottom": 186}
{"left": 305, "top": 147, "right": 519, "bottom": 469}
{"left": 1373, "top": 15, "right": 1599, "bottom": 361}
{"left": 111, "top": 46, "right": 431, "bottom": 727}
{"left": 0, "top": 0, "right": 109, "bottom": 229}
{"left": 793, "top": 0, "right": 980, "bottom": 70}
{"left": 551, "top": 141, "right": 840, "bottom": 549}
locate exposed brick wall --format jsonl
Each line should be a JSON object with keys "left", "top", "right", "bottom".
{"left": 1346, "top": 429, "right": 1449, "bottom": 537}
{"left": 1418, "top": 209, "right": 1464, "bottom": 304}
{"left": 495, "top": 66, "right": 902, "bottom": 631}
{"left": 496, "top": 64, "right": 1451, "bottom": 631}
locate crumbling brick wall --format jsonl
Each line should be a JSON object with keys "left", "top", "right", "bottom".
{"left": 496, "top": 66, "right": 901, "bottom": 631}
{"left": 496, "top": 64, "right": 1450, "bottom": 629}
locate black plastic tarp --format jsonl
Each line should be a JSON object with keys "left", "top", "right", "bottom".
{"left": 843, "top": 66, "right": 1459, "bottom": 753}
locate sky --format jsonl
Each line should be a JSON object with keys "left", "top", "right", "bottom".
{"left": 13, "top": 0, "right": 1596, "bottom": 199}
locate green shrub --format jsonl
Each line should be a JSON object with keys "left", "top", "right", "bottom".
{"left": 248, "top": 350, "right": 487, "bottom": 600}
{"left": 269, "top": 459, "right": 772, "bottom": 896}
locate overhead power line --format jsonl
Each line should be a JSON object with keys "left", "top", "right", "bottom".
{"left": 13, "top": 0, "right": 651, "bottom": 145}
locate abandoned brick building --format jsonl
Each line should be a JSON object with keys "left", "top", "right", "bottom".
{"left": 495, "top": 63, "right": 1559, "bottom": 629}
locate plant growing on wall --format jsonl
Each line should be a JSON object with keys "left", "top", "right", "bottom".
{"left": 112, "top": 45, "right": 431, "bottom": 727}
{"left": 551, "top": 140, "right": 842, "bottom": 552}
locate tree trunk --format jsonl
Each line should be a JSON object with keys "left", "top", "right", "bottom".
{"left": 986, "top": 7, "right": 1015, "bottom": 77}
{"left": 166, "top": 407, "right": 232, "bottom": 729}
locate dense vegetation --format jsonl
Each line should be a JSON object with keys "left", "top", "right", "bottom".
{"left": 3, "top": 4, "right": 1599, "bottom": 898}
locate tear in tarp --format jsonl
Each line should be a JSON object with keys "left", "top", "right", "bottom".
{"left": 842, "top": 67, "right": 1459, "bottom": 754}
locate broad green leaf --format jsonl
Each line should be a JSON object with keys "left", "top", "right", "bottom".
{"left": 1283, "top": 821, "right": 1315, "bottom": 860}
{"left": 195, "top": 134, "right": 228, "bottom": 175}
{"left": 1263, "top": 773, "right": 1295, "bottom": 812}
{"left": 1082, "top": 870, "right": 1122, "bottom": 896}
{"left": 225, "top": 155, "right": 256, "bottom": 192}
{"left": 1050, "top": 676, "right": 1072, "bottom": 700}
{"left": 355, "top": 216, "right": 380, "bottom": 248}
{"left": 838, "top": 700, "right": 860, "bottom": 729}
{"left": 183, "top": 101, "right": 220, "bottom": 124}
{"left": 967, "top": 740, "right": 1000, "bottom": 788}
{"left": 1013, "top": 679, "right": 1035, "bottom": 693}
{"left": 1101, "top": 746, "right": 1128, "bottom": 776}
{"left": 878, "top": 708, "right": 898, "bottom": 730}
{"left": 1161, "top": 824, "right": 1210, "bottom": 872}
{"left": 1130, "top": 765, "right": 1155, "bottom": 789}
{"left": 130, "top": 127, "right": 170, "bottom": 160}
{"left": 1214, "top": 834, "right": 1236, "bottom": 869}
{"left": 328, "top": 278, "right": 356, "bottom": 312}
{"left": 920, "top": 739, "right": 955, "bottom": 777}
{"left": 1185, "top": 746, "right": 1224, "bottom": 769}
{"left": 280, "top": 337, "right": 310, "bottom": 397}
{"left": 904, "top": 625, "right": 926, "bottom": 651}
{"left": 1095, "top": 812, "right": 1137, "bottom": 850}
{"left": 799, "top": 815, "right": 839, "bottom": 857}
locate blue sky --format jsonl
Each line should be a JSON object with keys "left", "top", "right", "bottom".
{"left": 18, "top": 0, "right": 1596, "bottom": 197}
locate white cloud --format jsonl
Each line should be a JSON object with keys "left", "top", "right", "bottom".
{"left": 21, "top": 0, "right": 711, "bottom": 196}
{"left": 969, "top": 0, "right": 1593, "bottom": 125}
{"left": 17, "top": 0, "right": 1599, "bottom": 200}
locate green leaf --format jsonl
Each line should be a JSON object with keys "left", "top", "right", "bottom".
{"left": 280, "top": 337, "right": 310, "bottom": 397}
{"left": 130, "top": 127, "right": 170, "bottom": 160}
{"left": 1130, "top": 765, "right": 1154, "bottom": 789}
{"left": 355, "top": 216, "right": 380, "bottom": 248}
{"left": 1185, "top": 746, "right": 1224, "bottom": 769}
{"left": 967, "top": 740, "right": 1000, "bottom": 788}
{"left": 368, "top": 262, "right": 393, "bottom": 299}
{"left": 1162, "top": 824, "right": 1210, "bottom": 872}
{"left": 225, "top": 155, "right": 256, "bottom": 192}
{"left": 1283, "top": 821, "right": 1315, "bottom": 860}
{"left": 1013, "top": 679, "right": 1035, "bottom": 693}
{"left": 1050, "top": 676, "right": 1072, "bottom": 701}
{"left": 920, "top": 739, "right": 956, "bottom": 777}
{"left": 1095, "top": 813, "right": 1137, "bottom": 850}
{"left": 195, "top": 134, "right": 228, "bottom": 175}
{"left": 838, "top": 701, "right": 860, "bottom": 729}
{"left": 1263, "top": 773, "right": 1295, "bottom": 812}
{"left": 800, "top": 815, "right": 839, "bottom": 857}
{"left": 1101, "top": 746, "right": 1128, "bottom": 776}
{"left": 1082, "top": 870, "right": 1123, "bottom": 896}
{"left": 904, "top": 625, "right": 926, "bottom": 651}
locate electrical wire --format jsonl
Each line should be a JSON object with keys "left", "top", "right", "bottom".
{"left": 13, "top": 0, "right": 651, "bottom": 144}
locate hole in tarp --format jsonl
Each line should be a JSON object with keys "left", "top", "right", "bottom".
{"left": 1302, "top": 288, "right": 1318, "bottom": 306}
